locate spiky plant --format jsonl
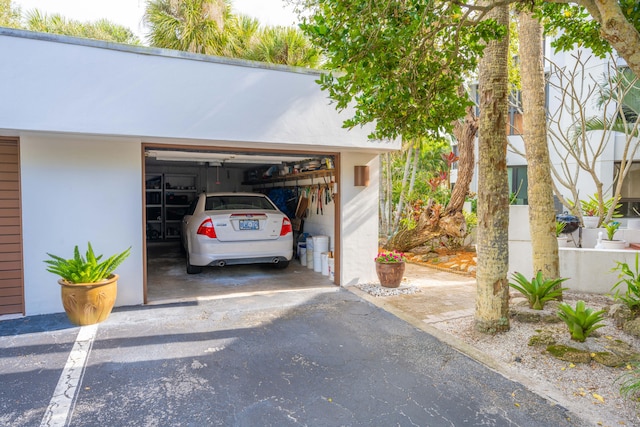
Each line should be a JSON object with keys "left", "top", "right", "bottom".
{"left": 45, "top": 242, "right": 131, "bottom": 284}
{"left": 509, "top": 271, "right": 568, "bottom": 310}
{"left": 557, "top": 300, "right": 606, "bottom": 342}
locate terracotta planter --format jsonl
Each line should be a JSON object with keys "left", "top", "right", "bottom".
{"left": 375, "top": 261, "right": 405, "bottom": 288}
{"left": 59, "top": 274, "right": 118, "bottom": 326}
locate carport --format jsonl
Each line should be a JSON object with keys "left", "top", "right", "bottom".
{"left": 0, "top": 28, "right": 400, "bottom": 318}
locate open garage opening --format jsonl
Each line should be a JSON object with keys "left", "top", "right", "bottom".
{"left": 142, "top": 145, "right": 340, "bottom": 304}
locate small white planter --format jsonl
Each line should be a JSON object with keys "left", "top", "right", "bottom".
{"left": 599, "top": 239, "right": 626, "bottom": 250}
{"left": 582, "top": 216, "right": 599, "bottom": 228}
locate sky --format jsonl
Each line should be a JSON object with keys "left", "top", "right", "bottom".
{"left": 11, "top": 0, "right": 299, "bottom": 40}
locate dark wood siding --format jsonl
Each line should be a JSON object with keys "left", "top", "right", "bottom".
{"left": 0, "top": 138, "right": 23, "bottom": 316}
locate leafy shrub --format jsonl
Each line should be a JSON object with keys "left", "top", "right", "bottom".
{"left": 375, "top": 250, "right": 406, "bottom": 264}
{"left": 509, "top": 271, "right": 568, "bottom": 310}
{"left": 45, "top": 242, "right": 131, "bottom": 284}
{"left": 611, "top": 254, "right": 640, "bottom": 311}
{"left": 557, "top": 300, "right": 606, "bottom": 342}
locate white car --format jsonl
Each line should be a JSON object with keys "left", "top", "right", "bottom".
{"left": 181, "top": 192, "right": 294, "bottom": 274}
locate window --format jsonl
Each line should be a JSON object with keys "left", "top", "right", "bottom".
{"left": 508, "top": 166, "right": 528, "bottom": 205}
{"left": 615, "top": 162, "right": 640, "bottom": 217}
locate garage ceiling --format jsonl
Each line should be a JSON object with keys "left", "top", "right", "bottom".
{"left": 146, "top": 150, "right": 319, "bottom": 167}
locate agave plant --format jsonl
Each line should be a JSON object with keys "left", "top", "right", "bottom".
{"left": 557, "top": 300, "right": 606, "bottom": 342}
{"left": 509, "top": 271, "right": 568, "bottom": 310}
{"left": 45, "top": 242, "right": 131, "bottom": 284}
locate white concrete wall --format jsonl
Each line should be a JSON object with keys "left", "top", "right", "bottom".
{"left": 0, "top": 30, "right": 398, "bottom": 153}
{"left": 509, "top": 206, "right": 639, "bottom": 294}
{"left": 0, "top": 30, "right": 395, "bottom": 315}
{"left": 20, "top": 134, "right": 144, "bottom": 315}
{"left": 340, "top": 153, "right": 379, "bottom": 285}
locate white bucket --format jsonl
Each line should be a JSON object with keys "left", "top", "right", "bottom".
{"left": 300, "top": 247, "right": 307, "bottom": 266}
{"left": 328, "top": 257, "right": 335, "bottom": 282}
{"left": 312, "top": 236, "right": 329, "bottom": 272}
{"left": 321, "top": 252, "right": 329, "bottom": 276}
{"left": 313, "top": 236, "right": 329, "bottom": 253}
{"left": 306, "top": 237, "right": 314, "bottom": 269}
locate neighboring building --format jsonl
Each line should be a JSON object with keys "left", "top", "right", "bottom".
{"left": 453, "top": 39, "right": 639, "bottom": 216}
{"left": 0, "top": 28, "right": 400, "bottom": 318}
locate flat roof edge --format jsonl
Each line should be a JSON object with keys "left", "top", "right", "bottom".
{"left": 0, "top": 27, "right": 325, "bottom": 76}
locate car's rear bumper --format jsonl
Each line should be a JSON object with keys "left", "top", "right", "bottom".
{"left": 189, "top": 238, "right": 293, "bottom": 266}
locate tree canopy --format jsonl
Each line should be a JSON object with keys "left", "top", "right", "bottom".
{"left": 298, "top": 1, "right": 505, "bottom": 140}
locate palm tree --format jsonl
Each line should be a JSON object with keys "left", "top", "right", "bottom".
{"left": 249, "top": 26, "right": 322, "bottom": 68}
{"left": 0, "top": 0, "right": 21, "bottom": 28}
{"left": 144, "top": 0, "right": 232, "bottom": 54}
{"left": 25, "top": 10, "right": 140, "bottom": 44}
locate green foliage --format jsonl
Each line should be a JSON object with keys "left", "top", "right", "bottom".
{"left": 509, "top": 271, "right": 568, "bottom": 310}
{"left": 569, "top": 193, "right": 622, "bottom": 220}
{"left": 374, "top": 250, "right": 406, "bottom": 264}
{"left": 557, "top": 300, "right": 606, "bottom": 342}
{"left": 555, "top": 221, "right": 566, "bottom": 237}
{"left": 617, "top": 361, "right": 640, "bottom": 401}
{"left": 611, "top": 254, "right": 640, "bottom": 310}
{"left": 25, "top": 10, "right": 141, "bottom": 44}
{"left": 144, "top": 0, "right": 320, "bottom": 67}
{"left": 0, "top": 0, "right": 21, "bottom": 28}
{"left": 536, "top": 3, "right": 610, "bottom": 58}
{"left": 537, "top": 1, "right": 640, "bottom": 59}
{"left": 299, "top": 1, "right": 506, "bottom": 140}
{"left": 464, "top": 210, "right": 477, "bottom": 231}
{"left": 45, "top": 242, "right": 131, "bottom": 284}
{"left": 604, "top": 221, "right": 621, "bottom": 241}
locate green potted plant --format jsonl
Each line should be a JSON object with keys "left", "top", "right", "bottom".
{"left": 573, "top": 193, "right": 622, "bottom": 228}
{"left": 374, "top": 250, "right": 406, "bottom": 288}
{"left": 600, "top": 221, "right": 626, "bottom": 250}
{"left": 45, "top": 242, "right": 131, "bottom": 326}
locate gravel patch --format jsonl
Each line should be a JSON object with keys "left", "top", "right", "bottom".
{"left": 431, "top": 291, "right": 640, "bottom": 427}
{"left": 356, "top": 282, "right": 422, "bottom": 297}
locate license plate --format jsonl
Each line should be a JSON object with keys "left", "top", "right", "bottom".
{"left": 239, "top": 219, "right": 259, "bottom": 230}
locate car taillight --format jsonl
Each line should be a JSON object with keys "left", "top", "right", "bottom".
{"left": 197, "top": 218, "right": 217, "bottom": 238}
{"left": 280, "top": 217, "right": 292, "bottom": 236}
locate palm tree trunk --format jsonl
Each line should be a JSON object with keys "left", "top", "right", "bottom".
{"left": 519, "top": 11, "right": 560, "bottom": 283}
{"left": 475, "top": 1, "right": 510, "bottom": 334}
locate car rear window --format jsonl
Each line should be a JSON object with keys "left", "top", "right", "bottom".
{"left": 205, "top": 195, "right": 277, "bottom": 211}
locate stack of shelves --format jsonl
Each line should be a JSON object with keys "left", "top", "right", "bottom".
{"left": 145, "top": 173, "right": 198, "bottom": 240}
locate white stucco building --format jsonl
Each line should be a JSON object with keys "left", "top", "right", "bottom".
{"left": 0, "top": 28, "right": 400, "bottom": 318}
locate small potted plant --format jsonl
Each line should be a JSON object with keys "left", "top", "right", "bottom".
{"left": 599, "top": 221, "right": 626, "bottom": 250}
{"left": 374, "top": 250, "right": 406, "bottom": 288}
{"left": 45, "top": 242, "right": 131, "bottom": 325}
{"left": 578, "top": 195, "right": 601, "bottom": 228}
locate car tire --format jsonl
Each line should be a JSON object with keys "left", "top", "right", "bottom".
{"left": 272, "top": 260, "right": 289, "bottom": 269}
{"left": 186, "top": 250, "right": 203, "bottom": 274}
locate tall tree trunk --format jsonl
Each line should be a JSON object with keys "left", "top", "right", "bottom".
{"left": 391, "top": 143, "right": 414, "bottom": 233}
{"left": 519, "top": 11, "right": 561, "bottom": 282}
{"left": 475, "top": 1, "right": 510, "bottom": 334}
{"left": 445, "top": 99, "right": 478, "bottom": 215}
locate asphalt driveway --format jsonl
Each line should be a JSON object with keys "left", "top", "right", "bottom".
{"left": 1, "top": 287, "right": 580, "bottom": 426}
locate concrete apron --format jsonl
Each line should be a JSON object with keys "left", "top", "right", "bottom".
{"left": 146, "top": 241, "right": 336, "bottom": 304}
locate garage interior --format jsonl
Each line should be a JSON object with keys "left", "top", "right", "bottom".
{"left": 143, "top": 146, "right": 340, "bottom": 304}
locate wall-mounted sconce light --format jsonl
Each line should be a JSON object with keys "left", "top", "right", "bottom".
{"left": 354, "top": 165, "right": 369, "bottom": 187}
